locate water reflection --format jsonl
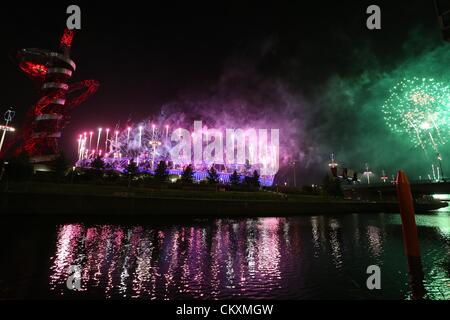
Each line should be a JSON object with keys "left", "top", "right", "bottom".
{"left": 367, "top": 226, "right": 383, "bottom": 259}
{"left": 49, "top": 218, "right": 289, "bottom": 299}
{"left": 46, "top": 214, "right": 450, "bottom": 300}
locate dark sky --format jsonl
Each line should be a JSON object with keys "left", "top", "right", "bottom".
{"left": 0, "top": 1, "right": 444, "bottom": 184}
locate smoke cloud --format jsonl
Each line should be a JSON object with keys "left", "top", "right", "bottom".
{"left": 147, "top": 28, "right": 450, "bottom": 185}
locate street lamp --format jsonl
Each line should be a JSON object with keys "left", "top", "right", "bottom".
{"left": 363, "top": 163, "right": 373, "bottom": 185}
{"left": 71, "top": 166, "right": 76, "bottom": 184}
{"left": 381, "top": 170, "right": 389, "bottom": 183}
{"left": 328, "top": 153, "right": 338, "bottom": 177}
{"left": 149, "top": 139, "right": 162, "bottom": 170}
{"left": 0, "top": 108, "right": 16, "bottom": 154}
{"left": 0, "top": 161, "right": 9, "bottom": 181}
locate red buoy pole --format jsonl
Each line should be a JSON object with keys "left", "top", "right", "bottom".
{"left": 396, "top": 171, "right": 421, "bottom": 257}
{"left": 396, "top": 170, "right": 425, "bottom": 299}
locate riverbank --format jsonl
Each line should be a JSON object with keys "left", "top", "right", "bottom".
{"left": 0, "top": 182, "right": 447, "bottom": 216}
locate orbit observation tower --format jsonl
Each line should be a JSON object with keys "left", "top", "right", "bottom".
{"left": 15, "top": 28, "right": 99, "bottom": 163}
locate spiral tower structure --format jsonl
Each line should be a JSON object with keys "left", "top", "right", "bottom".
{"left": 16, "top": 28, "right": 99, "bottom": 163}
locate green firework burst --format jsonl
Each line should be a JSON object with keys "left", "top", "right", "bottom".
{"left": 382, "top": 77, "right": 450, "bottom": 151}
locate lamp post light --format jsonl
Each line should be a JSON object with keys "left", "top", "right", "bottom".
{"left": 71, "top": 166, "right": 76, "bottom": 184}
{"left": 149, "top": 139, "right": 162, "bottom": 170}
{"left": 363, "top": 163, "right": 373, "bottom": 185}
{"left": 381, "top": 170, "right": 389, "bottom": 183}
{"left": 0, "top": 108, "right": 16, "bottom": 154}
{"left": 0, "top": 161, "right": 9, "bottom": 182}
{"left": 1, "top": 161, "right": 9, "bottom": 190}
{"left": 328, "top": 153, "right": 338, "bottom": 177}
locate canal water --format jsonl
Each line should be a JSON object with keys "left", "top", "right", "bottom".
{"left": 0, "top": 207, "right": 449, "bottom": 300}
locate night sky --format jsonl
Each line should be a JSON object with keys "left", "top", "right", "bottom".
{"left": 1, "top": 1, "right": 446, "bottom": 184}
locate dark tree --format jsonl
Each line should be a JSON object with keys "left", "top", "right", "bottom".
{"left": 230, "top": 170, "right": 240, "bottom": 185}
{"left": 207, "top": 166, "right": 220, "bottom": 184}
{"left": 91, "top": 156, "right": 105, "bottom": 170}
{"left": 125, "top": 159, "right": 139, "bottom": 176}
{"left": 154, "top": 160, "right": 169, "bottom": 182}
{"left": 125, "top": 159, "right": 139, "bottom": 188}
{"left": 181, "top": 164, "right": 194, "bottom": 184}
{"left": 251, "top": 170, "right": 260, "bottom": 187}
{"left": 244, "top": 176, "right": 253, "bottom": 185}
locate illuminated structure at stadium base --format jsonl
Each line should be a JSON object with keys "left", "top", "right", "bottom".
{"left": 15, "top": 28, "right": 99, "bottom": 163}
{"left": 75, "top": 120, "right": 279, "bottom": 186}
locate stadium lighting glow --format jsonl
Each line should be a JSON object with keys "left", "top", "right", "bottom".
{"left": 75, "top": 120, "right": 280, "bottom": 186}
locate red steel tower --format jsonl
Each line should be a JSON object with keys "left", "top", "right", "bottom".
{"left": 15, "top": 28, "right": 99, "bottom": 163}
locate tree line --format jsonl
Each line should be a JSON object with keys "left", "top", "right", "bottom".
{"left": 0, "top": 152, "right": 261, "bottom": 187}
{"left": 96, "top": 156, "right": 261, "bottom": 187}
